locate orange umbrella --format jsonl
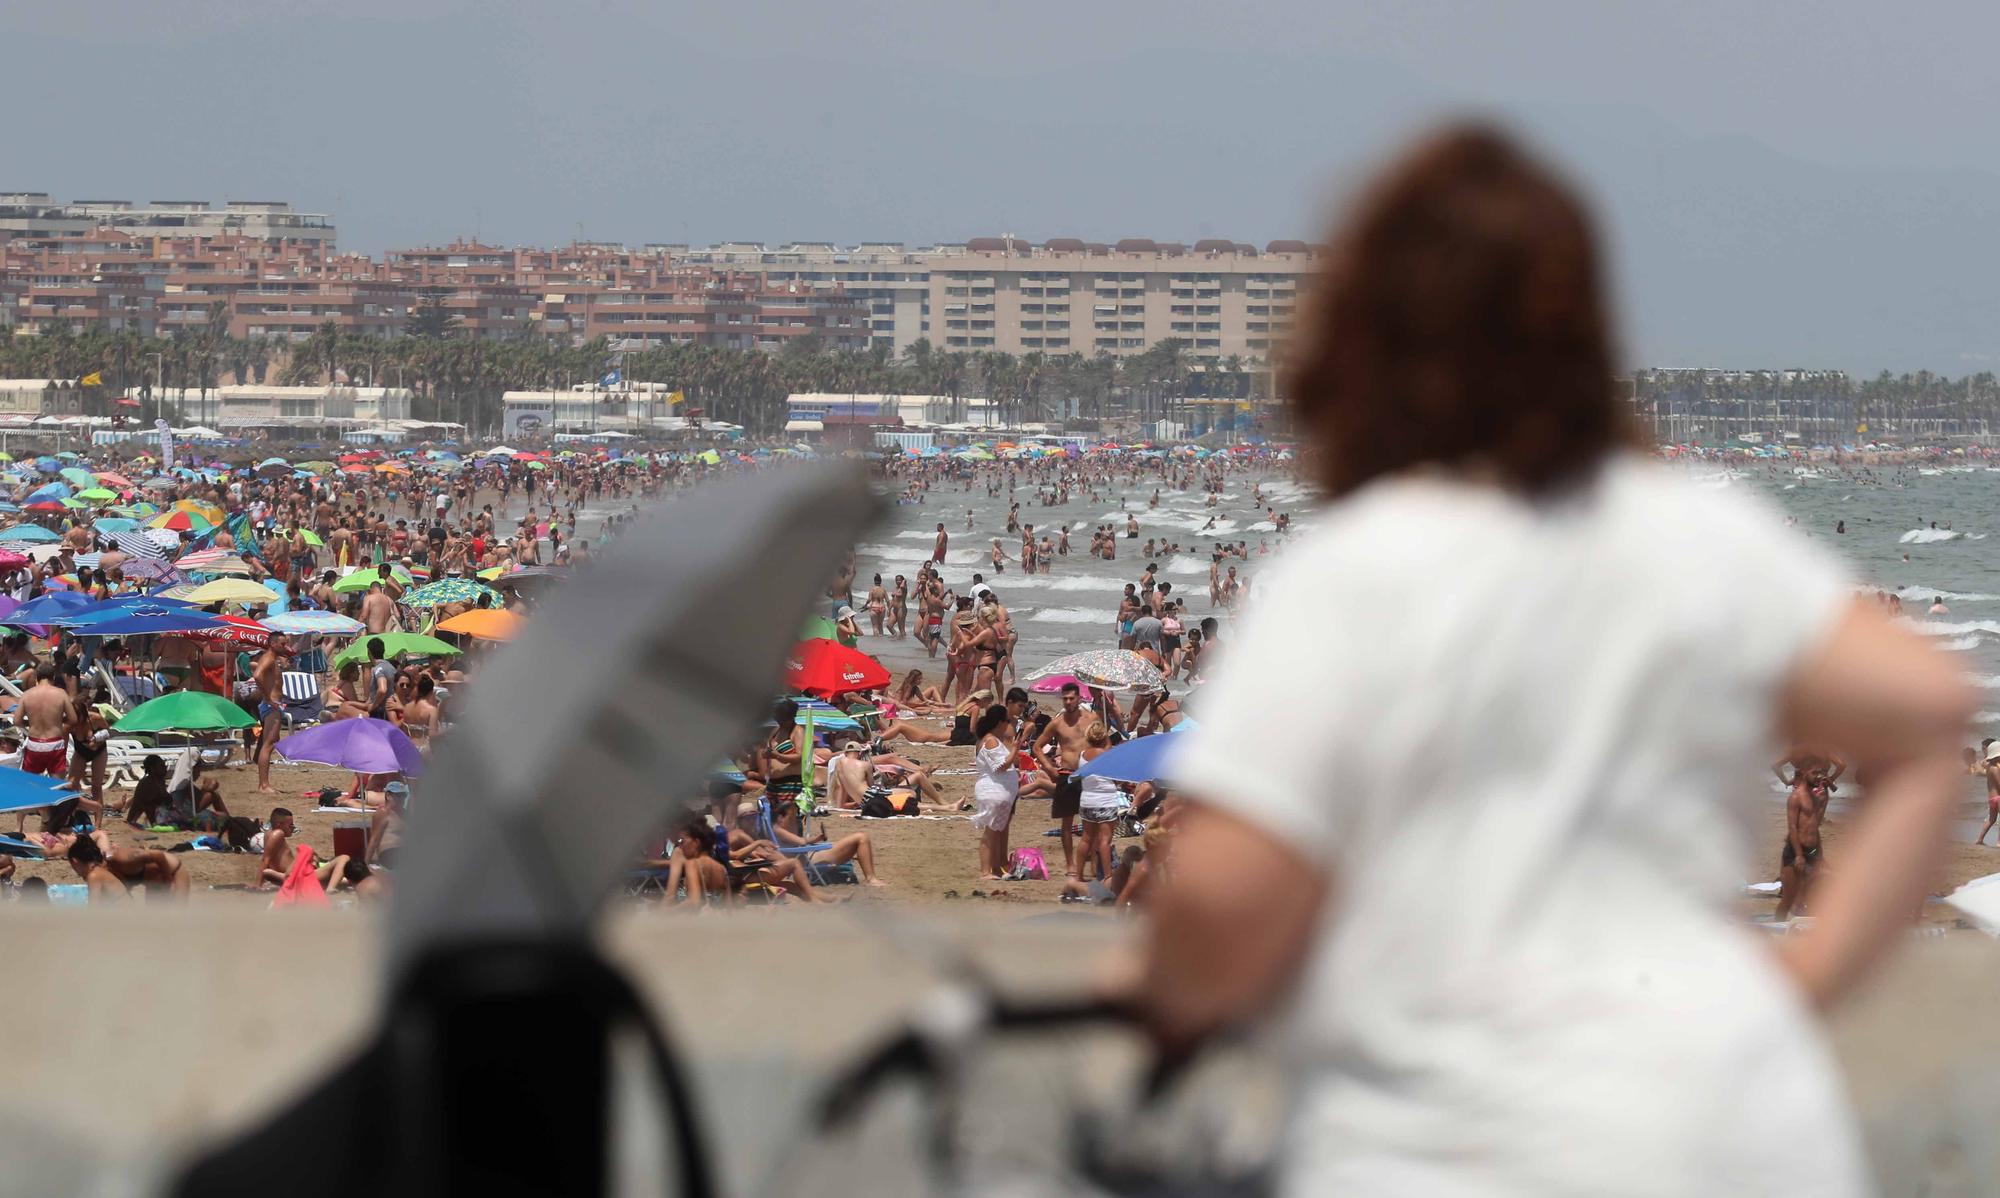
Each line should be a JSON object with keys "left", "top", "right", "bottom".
{"left": 436, "top": 608, "right": 523, "bottom": 641}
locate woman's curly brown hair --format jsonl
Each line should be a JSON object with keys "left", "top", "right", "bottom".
{"left": 1287, "top": 125, "right": 1638, "bottom": 498}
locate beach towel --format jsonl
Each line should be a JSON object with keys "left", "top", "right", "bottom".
{"left": 272, "top": 844, "right": 329, "bottom": 908}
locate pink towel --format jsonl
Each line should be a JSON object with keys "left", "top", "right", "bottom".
{"left": 273, "top": 843, "right": 328, "bottom": 908}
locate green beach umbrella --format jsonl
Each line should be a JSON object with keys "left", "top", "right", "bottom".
{"left": 332, "top": 632, "right": 462, "bottom": 670}
{"left": 59, "top": 467, "right": 93, "bottom": 487}
{"left": 77, "top": 487, "right": 117, "bottom": 503}
{"left": 799, "top": 614, "right": 838, "bottom": 641}
{"left": 114, "top": 691, "right": 255, "bottom": 733}
{"left": 333, "top": 565, "right": 413, "bottom": 594}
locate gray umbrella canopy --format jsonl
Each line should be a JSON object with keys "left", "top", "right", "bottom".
{"left": 388, "top": 463, "right": 878, "bottom": 967}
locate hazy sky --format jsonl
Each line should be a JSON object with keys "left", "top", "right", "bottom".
{"left": 11, "top": 1, "right": 2000, "bottom": 371}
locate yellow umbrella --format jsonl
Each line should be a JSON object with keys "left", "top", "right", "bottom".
{"left": 435, "top": 608, "right": 523, "bottom": 641}
{"left": 179, "top": 578, "right": 278, "bottom": 606}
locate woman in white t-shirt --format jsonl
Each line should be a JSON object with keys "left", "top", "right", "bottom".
{"left": 1136, "top": 127, "right": 1970, "bottom": 1197}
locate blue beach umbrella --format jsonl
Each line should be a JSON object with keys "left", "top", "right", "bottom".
{"left": 0, "top": 525, "right": 59, "bottom": 544}
{"left": 0, "top": 767, "right": 76, "bottom": 814}
{"left": 1075, "top": 731, "right": 1186, "bottom": 784}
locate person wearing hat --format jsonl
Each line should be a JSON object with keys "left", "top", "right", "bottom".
{"left": 1976, "top": 740, "right": 2000, "bottom": 846}
{"left": 833, "top": 606, "right": 861, "bottom": 648}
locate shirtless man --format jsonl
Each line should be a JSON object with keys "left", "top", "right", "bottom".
{"left": 932, "top": 522, "right": 949, "bottom": 565}
{"left": 1031, "top": 681, "right": 1095, "bottom": 878}
{"left": 68, "top": 836, "right": 189, "bottom": 902}
{"left": 260, "top": 807, "right": 351, "bottom": 890}
{"left": 251, "top": 635, "right": 290, "bottom": 794}
{"left": 360, "top": 579, "right": 396, "bottom": 635}
{"left": 1774, "top": 749, "right": 1843, "bottom": 920}
{"left": 13, "top": 663, "right": 71, "bottom": 834}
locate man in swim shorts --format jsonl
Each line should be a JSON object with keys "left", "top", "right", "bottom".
{"left": 1032, "top": 681, "right": 1095, "bottom": 878}
{"left": 14, "top": 663, "right": 71, "bottom": 833}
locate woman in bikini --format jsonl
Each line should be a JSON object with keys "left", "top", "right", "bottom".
{"left": 896, "top": 669, "right": 948, "bottom": 711}
{"left": 65, "top": 687, "right": 111, "bottom": 818}
{"left": 865, "top": 575, "right": 888, "bottom": 637}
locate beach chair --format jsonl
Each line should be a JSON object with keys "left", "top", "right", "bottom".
{"left": 278, "top": 672, "right": 325, "bottom": 727}
{"left": 752, "top": 796, "right": 855, "bottom": 886}
{"left": 104, "top": 741, "right": 193, "bottom": 789}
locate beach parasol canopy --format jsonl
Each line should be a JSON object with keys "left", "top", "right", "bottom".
{"left": 784, "top": 638, "right": 891, "bottom": 697}
{"left": 114, "top": 691, "right": 255, "bottom": 733}
{"left": 403, "top": 578, "right": 500, "bottom": 608}
{"left": 1026, "top": 648, "right": 1167, "bottom": 694}
{"left": 331, "top": 632, "right": 461, "bottom": 669}
{"left": 1074, "top": 727, "right": 1192, "bottom": 784}
{"left": 435, "top": 608, "right": 522, "bottom": 641}
{"left": 333, "top": 565, "right": 412, "bottom": 594}
{"left": 798, "top": 613, "right": 838, "bottom": 641}
{"left": 0, "top": 765, "right": 78, "bottom": 814}
{"left": 260, "top": 609, "right": 364, "bottom": 636}
{"left": 277, "top": 717, "right": 424, "bottom": 777}
{"left": 1027, "top": 672, "right": 1084, "bottom": 694}
{"left": 172, "top": 548, "right": 253, "bottom": 574}
{"left": 177, "top": 578, "right": 279, "bottom": 606}
{"left": 0, "top": 525, "right": 58, "bottom": 544}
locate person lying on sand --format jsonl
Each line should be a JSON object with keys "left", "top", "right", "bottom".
{"left": 68, "top": 836, "right": 189, "bottom": 902}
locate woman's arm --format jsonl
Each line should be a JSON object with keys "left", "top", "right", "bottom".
{"left": 1774, "top": 604, "right": 1972, "bottom": 1009}
{"left": 1132, "top": 804, "right": 1329, "bottom": 1051}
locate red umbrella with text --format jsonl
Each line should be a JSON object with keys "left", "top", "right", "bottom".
{"left": 784, "top": 637, "right": 890, "bottom": 697}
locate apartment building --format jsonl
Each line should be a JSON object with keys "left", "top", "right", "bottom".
{"left": 0, "top": 195, "right": 335, "bottom": 243}
{"left": 926, "top": 237, "right": 1316, "bottom": 359}
{"left": 678, "top": 242, "right": 932, "bottom": 353}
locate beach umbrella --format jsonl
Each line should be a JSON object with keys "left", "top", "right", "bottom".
{"left": 66, "top": 608, "right": 225, "bottom": 638}
{"left": 436, "top": 608, "right": 522, "bottom": 641}
{"left": 3, "top": 591, "right": 91, "bottom": 626}
{"left": 1028, "top": 673, "right": 1084, "bottom": 694}
{"left": 172, "top": 548, "right": 252, "bottom": 574}
{"left": 1075, "top": 730, "right": 1189, "bottom": 784}
{"left": 332, "top": 632, "right": 461, "bottom": 669}
{"left": 0, "top": 549, "right": 27, "bottom": 571}
{"left": 178, "top": 578, "right": 280, "bottom": 606}
{"left": 57, "top": 467, "right": 92, "bottom": 488}
{"left": 173, "top": 499, "right": 225, "bottom": 523}
{"left": 0, "top": 765, "right": 76, "bottom": 815}
{"left": 784, "top": 638, "right": 891, "bottom": 697}
{"left": 93, "top": 471, "right": 133, "bottom": 488}
{"left": 94, "top": 517, "right": 139, "bottom": 533}
{"left": 113, "top": 691, "right": 254, "bottom": 733}
{"left": 1026, "top": 648, "right": 1167, "bottom": 694}
{"left": 31, "top": 457, "right": 59, "bottom": 474}
{"left": 0, "top": 525, "right": 57, "bottom": 544}
{"left": 184, "top": 614, "right": 273, "bottom": 648}
{"left": 148, "top": 510, "right": 211, "bottom": 532}
{"left": 261, "top": 609, "right": 364, "bottom": 636}
{"left": 118, "top": 558, "right": 183, "bottom": 585}
{"left": 23, "top": 481, "right": 69, "bottom": 502}
{"left": 799, "top": 613, "right": 838, "bottom": 641}
{"left": 256, "top": 457, "right": 291, "bottom": 476}
{"left": 76, "top": 487, "right": 117, "bottom": 504}
{"left": 333, "top": 565, "right": 411, "bottom": 594}
{"left": 276, "top": 718, "right": 425, "bottom": 777}
{"left": 403, "top": 578, "right": 500, "bottom": 608}
{"left": 140, "top": 476, "right": 178, "bottom": 492}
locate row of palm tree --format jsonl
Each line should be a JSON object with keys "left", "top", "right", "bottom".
{"left": 2, "top": 320, "right": 1274, "bottom": 437}
{"left": 1634, "top": 369, "right": 2000, "bottom": 444}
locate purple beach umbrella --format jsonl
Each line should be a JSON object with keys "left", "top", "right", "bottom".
{"left": 276, "top": 718, "right": 425, "bottom": 777}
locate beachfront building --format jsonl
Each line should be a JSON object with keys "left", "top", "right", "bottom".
{"left": 925, "top": 237, "right": 1318, "bottom": 360}
{"left": 501, "top": 384, "right": 679, "bottom": 437}
{"left": 0, "top": 195, "right": 335, "bottom": 244}
{"left": 150, "top": 384, "right": 413, "bottom": 431}
{"left": 0, "top": 380, "right": 84, "bottom": 418}
{"left": 678, "top": 243, "right": 933, "bottom": 353}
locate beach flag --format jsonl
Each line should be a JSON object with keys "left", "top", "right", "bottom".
{"left": 80, "top": 371, "right": 102, "bottom": 386}
{"left": 669, "top": 390, "right": 685, "bottom": 406}
{"left": 599, "top": 369, "right": 622, "bottom": 388}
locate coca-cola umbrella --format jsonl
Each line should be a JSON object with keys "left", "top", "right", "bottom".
{"left": 785, "top": 637, "right": 891, "bottom": 697}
